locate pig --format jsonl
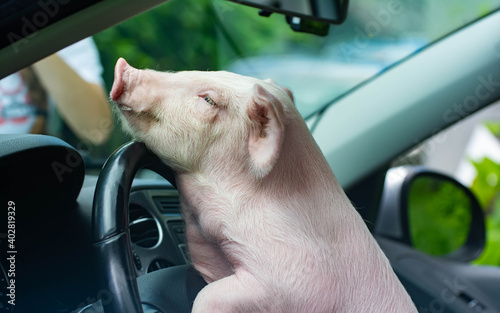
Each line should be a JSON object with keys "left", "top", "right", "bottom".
{"left": 111, "top": 57, "right": 417, "bottom": 313}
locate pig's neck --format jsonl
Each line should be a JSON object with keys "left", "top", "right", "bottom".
{"left": 177, "top": 114, "right": 348, "bottom": 217}
{"left": 265, "top": 115, "right": 343, "bottom": 199}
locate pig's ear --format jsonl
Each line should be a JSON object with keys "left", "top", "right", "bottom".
{"left": 264, "top": 78, "right": 294, "bottom": 103}
{"left": 247, "top": 84, "right": 285, "bottom": 177}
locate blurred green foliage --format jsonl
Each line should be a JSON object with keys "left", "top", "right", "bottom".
{"left": 471, "top": 157, "right": 500, "bottom": 265}
{"left": 408, "top": 176, "right": 471, "bottom": 256}
{"left": 485, "top": 121, "right": 500, "bottom": 137}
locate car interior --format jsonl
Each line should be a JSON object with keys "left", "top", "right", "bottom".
{"left": 1, "top": 0, "right": 500, "bottom": 312}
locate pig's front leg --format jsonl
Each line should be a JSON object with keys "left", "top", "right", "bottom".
{"left": 185, "top": 216, "right": 234, "bottom": 283}
{"left": 192, "top": 270, "right": 270, "bottom": 313}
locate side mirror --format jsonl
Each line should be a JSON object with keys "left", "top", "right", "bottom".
{"left": 375, "top": 166, "right": 485, "bottom": 262}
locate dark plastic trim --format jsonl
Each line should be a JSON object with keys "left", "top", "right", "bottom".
{"left": 0, "top": 134, "right": 85, "bottom": 209}
{"left": 230, "top": 0, "right": 349, "bottom": 24}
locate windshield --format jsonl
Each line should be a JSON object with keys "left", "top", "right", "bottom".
{"left": 95, "top": 0, "right": 500, "bottom": 120}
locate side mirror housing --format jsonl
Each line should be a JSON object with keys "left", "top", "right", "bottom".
{"left": 375, "top": 166, "right": 485, "bottom": 262}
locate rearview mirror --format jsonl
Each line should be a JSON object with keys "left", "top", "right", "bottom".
{"left": 229, "top": 0, "right": 348, "bottom": 23}
{"left": 376, "top": 166, "right": 485, "bottom": 262}
{"left": 229, "top": 0, "right": 349, "bottom": 35}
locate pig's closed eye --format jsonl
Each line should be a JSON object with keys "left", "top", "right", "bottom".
{"left": 204, "top": 95, "right": 217, "bottom": 106}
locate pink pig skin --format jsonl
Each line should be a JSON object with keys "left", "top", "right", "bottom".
{"left": 112, "top": 57, "right": 417, "bottom": 313}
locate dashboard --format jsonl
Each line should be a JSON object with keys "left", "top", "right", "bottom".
{"left": 127, "top": 184, "right": 190, "bottom": 275}
{"left": 0, "top": 173, "right": 193, "bottom": 313}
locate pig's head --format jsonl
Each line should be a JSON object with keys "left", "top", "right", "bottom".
{"left": 111, "top": 58, "right": 295, "bottom": 179}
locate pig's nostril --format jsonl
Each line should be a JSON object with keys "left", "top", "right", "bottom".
{"left": 120, "top": 105, "right": 133, "bottom": 111}
{"left": 110, "top": 58, "right": 130, "bottom": 101}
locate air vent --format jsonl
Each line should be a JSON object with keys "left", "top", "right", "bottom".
{"left": 147, "top": 259, "right": 173, "bottom": 273}
{"left": 129, "top": 203, "right": 160, "bottom": 248}
{"left": 153, "top": 196, "right": 182, "bottom": 214}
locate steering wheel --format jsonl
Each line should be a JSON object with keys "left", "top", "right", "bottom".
{"left": 92, "top": 141, "right": 206, "bottom": 313}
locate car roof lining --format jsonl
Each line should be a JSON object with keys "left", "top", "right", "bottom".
{"left": 0, "top": 0, "right": 170, "bottom": 79}
{"left": 0, "top": 0, "right": 103, "bottom": 51}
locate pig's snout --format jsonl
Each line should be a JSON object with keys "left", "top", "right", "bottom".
{"left": 111, "top": 58, "right": 151, "bottom": 113}
{"left": 110, "top": 57, "right": 129, "bottom": 102}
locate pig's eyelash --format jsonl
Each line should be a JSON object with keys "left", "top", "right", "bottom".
{"left": 204, "top": 95, "right": 217, "bottom": 106}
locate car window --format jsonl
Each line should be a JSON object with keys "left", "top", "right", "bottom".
{"left": 94, "top": 0, "right": 500, "bottom": 118}
{"left": 393, "top": 99, "right": 500, "bottom": 266}
{"left": 93, "top": 0, "right": 500, "bottom": 156}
